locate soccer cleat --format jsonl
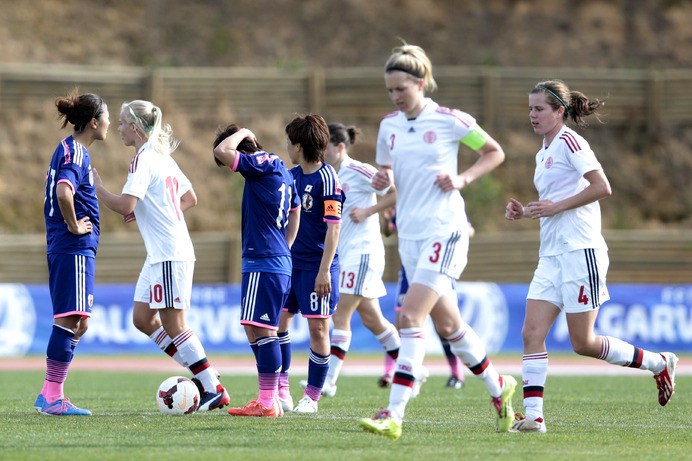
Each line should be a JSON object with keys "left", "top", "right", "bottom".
{"left": 446, "top": 376, "right": 465, "bottom": 390}
{"left": 40, "top": 397, "right": 92, "bottom": 416}
{"left": 509, "top": 413, "right": 547, "bottom": 433}
{"left": 198, "top": 385, "right": 230, "bottom": 411}
{"left": 227, "top": 398, "right": 278, "bottom": 417}
{"left": 377, "top": 374, "right": 392, "bottom": 388}
{"left": 654, "top": 352, "right": 679, "bottom": 406}
{"left": 491, "top": 375, "right": 517, "bottom": 432}
{"left": 34, "top": 393, "right": 46, "bottom": 413}
{"left": 321, "top": 382, "right": 337, "bottom": 398}
{"left": 359, "top": 409, "right": 402, "bottom": 440}
{"left": 278, "top": 392, "right": 294, "bottom": 412}
{"left": 293, "top": 395, "right": 318, "bottom": 414}
{"left": 274, "top": 396, "right": 284, "bottom": 417}
{"left": 410, "top": 366, "right": 429, "bottom": 398}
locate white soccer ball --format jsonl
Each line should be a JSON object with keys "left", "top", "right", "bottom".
{"left": 156, "top": 376, "right": 200, "bottom": 415}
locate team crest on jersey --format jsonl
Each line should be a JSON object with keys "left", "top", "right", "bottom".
{"left": 302, "top": 193, "right": 314, "bottom": 210}
{"left": 342, "top": 183, "right": 350, "bottom": 193}
{"left": 423, "top": 131, "right": 437, "bottom": 144}
{"left": 545, "top": 156, "right": 554, "bottom": 169}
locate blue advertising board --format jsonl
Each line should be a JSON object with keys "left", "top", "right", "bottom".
{"left": 0, "top": 282, "right": 690, "bottom": 357}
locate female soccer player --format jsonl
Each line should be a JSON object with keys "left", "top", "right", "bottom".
{"left": 310, "top": 122, "right": 400, "bottom": 398}
{"left": 504, "top": 80, "right": 678, "bottom": 433}
{"left": 94, "top": 100, "right": 229, "bottom": 411}
{"left": 277, "top": 114, "right": 344, "bottom": 414}
{"left": 359, "top": 43, "right": 513, "bottom": 440}
{"left": 213, "top": 124, "right": 300, "bottom": 417}
{"left": 36, "top": 89, "right": 110, "bottom": 416}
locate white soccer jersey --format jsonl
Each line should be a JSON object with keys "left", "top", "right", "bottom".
{"left": 337, "top": 154, "right": 388, "bottom": 266}
{"left": 376, "top": 98, "right": 474, "bottom": 240}
{"left": 533, "top": 125, "right": 608, "bottom": 256}
{"left": 121, "top": 143, "right": 196, "bottom": 264}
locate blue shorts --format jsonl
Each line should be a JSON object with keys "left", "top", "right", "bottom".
{"left": 284, "top": 267, "right": 339, "bottom": 318}
{"left": 47, "top": 253, "right": 95, "bottom": 319}
{"left": 240, "top": 271, "right": 291, "bottom": 329}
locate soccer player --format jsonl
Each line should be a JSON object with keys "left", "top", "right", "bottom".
{"left": 277, "top": 114, "right": 345, "bottom": 414}
{"left": 379, "top": 210, "right": 472, "bottom": 391}
{"left": 94, "top": 100, "right": 229, "bottom": 411}
{"left": 36, "top": 89, "right": 110, "bottom": 416}
{"left": 359, "top": 42, "right": 513, "bottom": 440}
{"left": 305, "top": 122, "right": 400, "bottom": 398}
{"left": 504, "top": 80, "right": 678, "bottom": 433}
{"left": 213, "top": 124, "right": 300, "bottom": 417}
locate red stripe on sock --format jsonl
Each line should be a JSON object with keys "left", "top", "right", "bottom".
{"left": 392, "top": 376, "right": 414, "bottom": 388}
{"left": 191, "top": 361, "right": 211, "bottom": 375}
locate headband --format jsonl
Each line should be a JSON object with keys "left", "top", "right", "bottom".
{"left": 127, "top": 104, "right": 153, "bottom": 132}
{"left": 386, "top": 66, "right": 423, "bottom": 80}
{"left": 536, "top": 86, "right": 569, "bottom": 115}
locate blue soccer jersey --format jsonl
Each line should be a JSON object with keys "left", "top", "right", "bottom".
{"left": 44, "top": 136, "right": 100, "bottom": 256}
{"left": 233, "top": 151, "right": 299, "bottom": 275}
{"left": 290, "top": 163, "right": 344, "bottom": 270}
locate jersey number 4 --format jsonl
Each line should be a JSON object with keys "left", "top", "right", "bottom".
{"left": 578, "top": 285, "right": 589, "bottom": 305}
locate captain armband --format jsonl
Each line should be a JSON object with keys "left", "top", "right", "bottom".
{"left": 460, "top": 126, "right": 490, "bottom": 150}
{"left": 324, "top": 200, "right": 342, "bottom": 220}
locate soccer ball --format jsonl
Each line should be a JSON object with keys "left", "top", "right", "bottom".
{"left": 156, "top": 376, "right": 200, "bottom": 415}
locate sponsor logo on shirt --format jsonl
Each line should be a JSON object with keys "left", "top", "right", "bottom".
{"left": 545, "top": 156, "right": 554, "bottom": 169}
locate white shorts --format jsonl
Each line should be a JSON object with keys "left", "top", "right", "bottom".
{"left": 399, "top": 229, "right": 468, "bottom": 291}
{"left": 338, "top": 254, "right": 386, "bottom": 298}
{"left": 134, "top": 260, "right": 194, "bottom": 310}
{"left": 527, "top": 249, "right": 610, "bottom": 314}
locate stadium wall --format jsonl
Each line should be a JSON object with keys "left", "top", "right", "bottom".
{"left": 3, "top": 64, "right": 692, "bottom": 133}
{"left": 1, "top": 282, "right": 690, "bottom": 357}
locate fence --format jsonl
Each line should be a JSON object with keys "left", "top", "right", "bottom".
{"left": 2, "top": 230, "right": 690, "bottom": 285}
{"left": 3, "top": 63, "right": 692, "bottom": 134}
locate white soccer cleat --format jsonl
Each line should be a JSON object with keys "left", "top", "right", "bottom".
{"left": 509, "top": 413, "right": 547, "bottom": 433}
{"left": 654, "top": 352, "right": 679, "bottom": 406}
{"left": 278, "top": 395, "right": 293, "bottom": 412}
{"left": 321, "top": 382, "right": 337, "bottom": 398}
{"left": 293, "top": 395, "right": 318, "bottom": 414}
{"left": 411, "top": 366, "right": 429, "bottom": 398}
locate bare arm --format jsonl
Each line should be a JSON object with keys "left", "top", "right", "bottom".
{"left": 507, "top": 170, "right": 611, "bottom": 220}
{"left": 180, "top": 188, "right": 198, "bottom": 212}
{"left": 435, "top": 136, "right": 505, "bottom": 192}
{"left": 525, "top": 169, "right": 611, "bottom": 219}
{"left": 350, "top": 185, "right": 397, "bottom": 223}
{"left": 93, "top": 168, "right": 138, "bottom": 216}
{"left": 213, "top": 128, "right": 256, "bottom": 168}
{"left": 285, "top": 207, "right": 300, "bottom": 248}
{"left": 56, "top": 183, "right": 92, "bottom": 235}
{"left": 314, "top": 221, "right": 340, "bottom": 298}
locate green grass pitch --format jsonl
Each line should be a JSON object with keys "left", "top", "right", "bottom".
{"left": 1, "top": 361, "right": 690, "bottom": 461}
